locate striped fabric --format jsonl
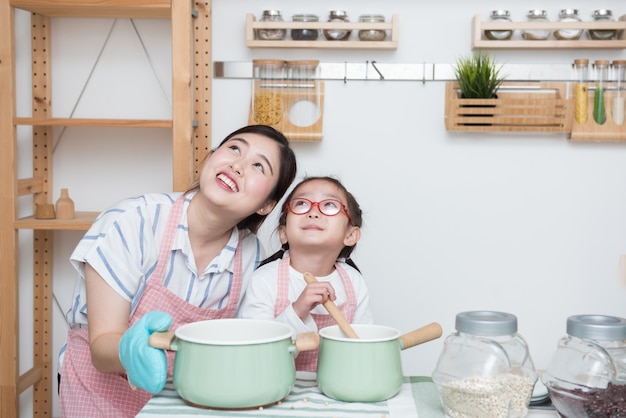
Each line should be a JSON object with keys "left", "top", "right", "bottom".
{"left": 136, "top": 375, "right": 446, "bottom": 417}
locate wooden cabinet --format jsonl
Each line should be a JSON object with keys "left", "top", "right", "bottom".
{"left": 0, "top": 0, "right": 211, "bottom": 416}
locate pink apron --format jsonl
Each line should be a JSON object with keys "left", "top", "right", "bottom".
{"left": 274, "top": 256, "right": 356, "bottom": 372}
{"left": 60, "top": 194, "right": 243, "bottom": 417}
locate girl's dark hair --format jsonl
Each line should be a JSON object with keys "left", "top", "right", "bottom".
{"left": 259, "top": 176, "right": 363, "bottom": 272}
{"left": 189, "top": 125, "right": 297, "bottom": 233}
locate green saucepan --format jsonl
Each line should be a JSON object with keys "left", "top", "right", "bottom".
{"left": 150, "top": 318, "right": 319, "bottom": 409}
{"left": 317, "top": 322, "right": 442, "bottom": 402}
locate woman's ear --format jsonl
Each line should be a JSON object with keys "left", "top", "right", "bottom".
{"left": 256, "top": 200, "right": 276, "bottom": 216}
{"left": 343, "top": 226, "right": 361, "bottom": 247}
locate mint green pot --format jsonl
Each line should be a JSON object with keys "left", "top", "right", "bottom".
{"left": 317, "top": 324, "right": 404, "bottom": 402}
{"left": 169, "top": 319, "right": 297, "bottom": 409}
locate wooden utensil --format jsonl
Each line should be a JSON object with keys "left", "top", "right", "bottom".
{"left": 303, "top": 272, "right": 360, "bottom": 339}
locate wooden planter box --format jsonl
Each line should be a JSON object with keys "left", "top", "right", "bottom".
{"left": 444, "top": 82, "right": 571, "bottom": 133}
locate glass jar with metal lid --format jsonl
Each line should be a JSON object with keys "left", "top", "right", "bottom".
{"left": 542, "top": 315, "right": 626, "bottom": 418}
{"left": 291, "top": 14, "right": 319, "bottom": 41}
{"left": 553, "top": 9, "right": 583, "bottom": 40}
{"left": 484, "top": 10, "right": 513, "bottom": 40}
{"left": 358, "top": 15, "right": 387, "bottom": 41}
{"left": 522, "top": 9, "right": 550, "bottom": 40}
{"left": 432, "top": 311, "right": 537, "bottom": 418}
{"left": 589, "top": 9, "right": 616, "bottom": 40}
{"left": 323, "top": 10, "right": 351, "bottom": 41}
{"left": 256, "top": 10, "right": 286, "bottom": 40}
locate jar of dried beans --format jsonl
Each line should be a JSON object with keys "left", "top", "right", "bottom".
{"left": 432, "top": 311, "right": 537, "bottom": 418}
{"left": 542, "top": 315, "right": 626, "bottom": 418}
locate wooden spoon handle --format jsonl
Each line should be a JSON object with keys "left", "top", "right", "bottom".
{"left": 303, "top": 272, "right": 360, "bottom": 339}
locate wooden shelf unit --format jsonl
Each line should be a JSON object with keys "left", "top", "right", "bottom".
{"left": 472, "top": 14, "right": 626, "bottom": 49}
{"left": 0, "top": 0, "right": 212, "bottom": 416}
{"left": 246, "top": 13, "right": 399, "bottom": 49}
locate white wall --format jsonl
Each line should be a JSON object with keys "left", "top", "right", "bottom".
{"left": 14, "top": 1, "right": 626, "bottom": 416}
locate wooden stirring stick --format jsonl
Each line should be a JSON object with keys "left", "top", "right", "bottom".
{"left": 303, "top": 272, "right": 360, "bottom": 339}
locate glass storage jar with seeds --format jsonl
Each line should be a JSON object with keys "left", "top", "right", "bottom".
{"left": 542, "top": 315, "right": 626, "bottom": 418}
{"left": 323, "top": 10, "right": 351, "bottom": 41}
{"left": 589, "top": 9, "right": 617, "bottom": 40}
{"left": 432, "top": 311, "right": 537, "bottom": 418}
{"left": 256, "top": 10, "right": 286, "bottom": 40}
{"left": 291, "top": 14, "right": 319, "bottom": 41}
{"left": 484, "top": 10, "right": 513, "bottom": 40}
{"left": 251, "top": 60, "right": 286, "bottom": 126}
{"left": 358, "top": 14, "right": 387, "bottom": 41}
{"left": 521, "top": 9, "right": 550, "bottom": 40}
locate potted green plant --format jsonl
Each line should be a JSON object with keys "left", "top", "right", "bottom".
{"left": 453, "top": 51, "right": 506, "bottom": 99}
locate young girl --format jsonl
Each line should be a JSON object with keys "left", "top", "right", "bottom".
{"left": 238, "top": 176, "right": 373, "bottom": 371}
{"left": 59, "top": 125, "right": 297, "bottom": 417}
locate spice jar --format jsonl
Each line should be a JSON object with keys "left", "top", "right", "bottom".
{"left": 573, "top": 58, "right": 589, "bottom": 124}
{"left": 589, "top": 9, "right": 617, "bottom": 40}
{"left": 256, "top": 10, "right": 286, "bottom": 41}
{"left": 432, "top": 311, "right": 537, "bottom": 418}
{"left": 358, "top": 14, "right": 386, "bottom": 41}
{"left": 323, "top": 10, "right": 351, "bottom": 41}
{"left": 542, "top": 315, "right": 626, "bottom": 418}
{"left": 251, "top": 60, "right": 286, "bottom": 126}
{"left": 521, "top": 10, "right": 550, "bottom": 40}
{"left": 553, "top": 9, "right": 583, "bottom": 40}
{"left": 291, "top": 14, "right": 319, "bottom": 41}
{"left": 484, "top": 10, "right": 513, "bottom": 41}
{"left": 612, "top": 60, "right": 626, "bottom": 125}
{"left": 594, "top": 60, "right": 609, "bottom": 125}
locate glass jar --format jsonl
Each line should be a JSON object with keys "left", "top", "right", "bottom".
{"left": 542, "top": 315, "right": 626, "bottom": 418}
{"left": 594, "top": 60, "right": 609, "bottom": 125}
{"left": 358, "top": 14, "right": 386, "bottom": 42}
{"left": 554, "top": 9, "right": 583, "bottom": 40}
{"left": 323, "top": 10, "right": 351, "bottom": 41}
{"left": 521, "top": 10, "right": 550, "bottom": 40}
{"left": 589, "top": 9, "right": 617, "bottom": 40}
{"left": 291, "top": 14, "right": 319, "bottom": 41}
{"left": 251, "top": 59, "right": 286, "bottom": 126}
{"left": 612, "top": 60, "right": 626, "bottom": 125}
{"left": 286, "top": 60, "right": 321, "bottom": 127}
{"left": 256, "top": 10, "right": 286, "bottom": 41}
{"left": 432, "top": 311, "right": 537, "bottom": 418}
{"left": 484, "top": 10, "right": 513, "bottom": 41}
{"left": 574, "top": 58, "right": 589, "bottom": 124}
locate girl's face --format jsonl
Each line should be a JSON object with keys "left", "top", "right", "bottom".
{"left": 279, "top": 179, "right": 360, "bottom": 253}
{"left": 198, "top": 132, "right": 282, "bottom": 217}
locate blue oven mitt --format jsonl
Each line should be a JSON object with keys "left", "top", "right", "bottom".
{"left": 119, "top": 310, "right": 172, "bottom": 394}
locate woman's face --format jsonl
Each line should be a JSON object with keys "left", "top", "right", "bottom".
{"left": 199, "top": 132, "right": 282, "bottom": 217}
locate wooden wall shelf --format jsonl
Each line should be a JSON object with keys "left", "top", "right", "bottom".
{"left": 444, "top": 82, "right": 571, "bottom": 133}
{"left": 246, "top": 13, "right": 398, "bottom": 49}
{"left": 15, "top": 212, "right": 99, "bottom": 230}
{"left": 472, "top": 14, "right": 626, "bottom": 50}
{"left": 570, "top": 83, "right": 626, "bottom": 141}
{"left": 10, "top": 0, "right": 171, "bottom": 18}
{"left": 14, "top": 117, "right": 173, "bottom": 128}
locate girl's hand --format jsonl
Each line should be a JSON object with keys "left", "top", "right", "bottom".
{"left": 292, "top": 281, "right": 336, "bottom": 320}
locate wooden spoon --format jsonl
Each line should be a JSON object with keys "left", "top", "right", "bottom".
{"left": 303, "top": 272, "right": 360, "bottom": 339}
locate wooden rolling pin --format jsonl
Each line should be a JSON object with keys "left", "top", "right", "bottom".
{"left": 303, "top": 272, "right": 360, "bottom": 339}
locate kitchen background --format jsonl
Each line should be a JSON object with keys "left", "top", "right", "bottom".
{"left": 12, "top": 0, "right": 626, "bottom": 416}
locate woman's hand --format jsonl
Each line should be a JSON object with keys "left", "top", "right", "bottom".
{"left": 292, "top": 281, "right": 336, "bottom": 320}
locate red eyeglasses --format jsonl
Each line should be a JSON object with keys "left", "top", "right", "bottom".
{"left": 286, "top": 198, "right": 352, "bottom": 224}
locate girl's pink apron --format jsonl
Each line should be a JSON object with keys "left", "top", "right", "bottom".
{"left": 274, "top": 256, "right": 356, "bottom": 372}
{"left": 60, "top": 195, "right": 243, "bottom": 417}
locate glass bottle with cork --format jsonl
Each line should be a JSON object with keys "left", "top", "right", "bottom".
{"left": 574, "top": 59, "right": 589, "bottom": 124}
{"left": 612, "top": 60, "right": 626, "bottom": 125}
{"left": 594, "top": 60, "right": 609, "bottom": 125}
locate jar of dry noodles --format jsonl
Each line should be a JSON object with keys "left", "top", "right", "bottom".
{"left": 252, "top": 60, "right": 286, "bottom": 126}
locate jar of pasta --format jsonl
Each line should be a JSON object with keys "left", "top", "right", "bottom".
{"left": 251, "top": 60, "right": 286, "bottom": 126}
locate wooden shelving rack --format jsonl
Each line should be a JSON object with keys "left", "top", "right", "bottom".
{"left": 0, "top": 0, "right": 212, "bottom": 416}
{"left": 246, "top": 13, "right": 399, "bottom": 49}
{"left": 472, "top": 14, "right": 626, "bottom": 50}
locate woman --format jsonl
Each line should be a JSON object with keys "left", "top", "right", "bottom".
{"left": 59, "top": 125, "right": 297, "bottom": 417}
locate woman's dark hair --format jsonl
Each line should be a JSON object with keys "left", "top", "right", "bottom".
{"left": 189, "top": 125, "right": 297, "bottom": 233}
{"left": 259, "top": 176, "right": 363, "bottom": 271}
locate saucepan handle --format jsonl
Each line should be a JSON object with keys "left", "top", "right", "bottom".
{"left": 399, "top": 322, "right": 443, "bottom": 350}
{"left": 148, "top": 330, "right": 177, "bottom": 351}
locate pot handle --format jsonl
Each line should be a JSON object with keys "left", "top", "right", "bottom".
{"left": 399, "top": 322, "right": 443, "bottom": 350}
{"left": 149, "top": 330, "right": 176, "bottom": 351}
{"left": 292, "top": 331, "right": 320, "bottom": 353}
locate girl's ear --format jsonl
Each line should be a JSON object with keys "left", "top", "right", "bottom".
{"left": 343, "top": 226, "right": 361, "bottom": 247}
{"left": 278, "top": 225, "right": 288, "bottom": 244}
{"left": 256, "top": 200, "right": 276, "bottom": 216}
